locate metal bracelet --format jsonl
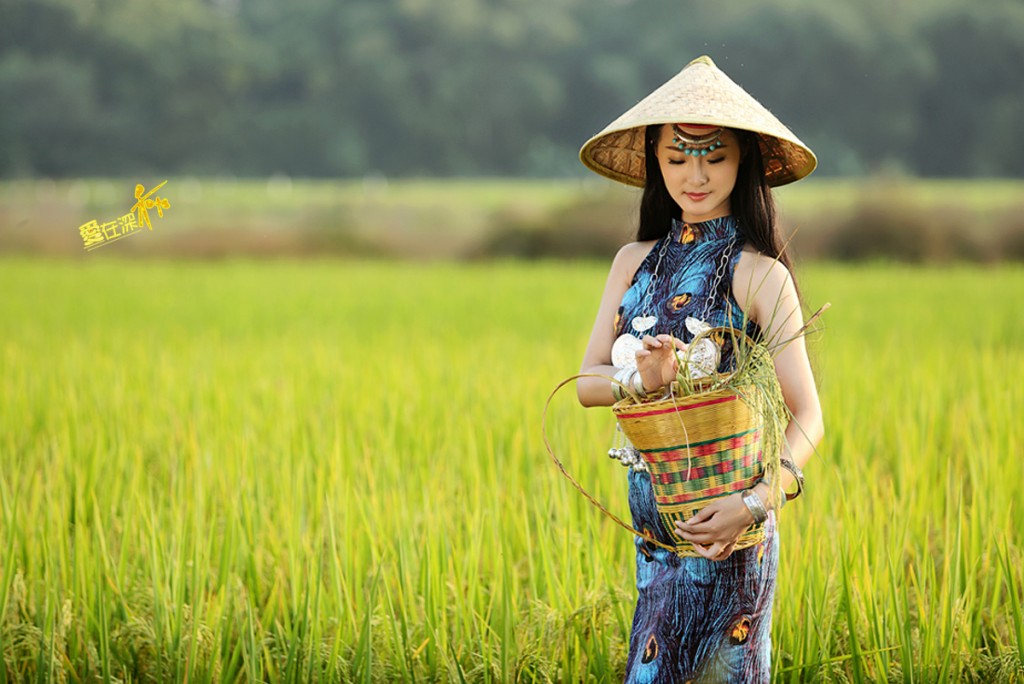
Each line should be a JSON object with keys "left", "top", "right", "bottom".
{"left": 617, "top": 367, "right": 634, "bottom": 401}
{"left": 611, "top": 368, "right": 631, "bottom": 402}
{"left": 741, "top": 489, "right": 769, "bottom": 524}
{"left": 629, "top": 368, "right": 649, "bottom": 399}
{"left": 779, "top": 457, "right": 805, "bottom": 501}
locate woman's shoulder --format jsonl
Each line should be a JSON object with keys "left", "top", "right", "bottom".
{"left": 733, "top": 243, "right": 795, "bottom": 324}
{"left": 736, "top": 243, "right": 792, "bottom": 278}
{"left": 613, "top": 237, "right": 660, "bottom": 286}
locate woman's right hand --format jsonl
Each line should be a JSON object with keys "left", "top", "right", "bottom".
{"left": 635, "top": 334, "right": 687, "bottom": 393}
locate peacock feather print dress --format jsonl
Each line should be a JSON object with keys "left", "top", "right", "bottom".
{"left": 613, "top": 214, "right": 779, "bottom": 684}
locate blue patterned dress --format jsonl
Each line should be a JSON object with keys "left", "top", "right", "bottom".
{"left": 614, "top": 215, "right": 779, "bottom": 684}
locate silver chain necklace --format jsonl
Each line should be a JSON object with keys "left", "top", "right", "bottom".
{"left": 698, "top": 237, "right": 736, "bottom": 322}
{"left": 628, "top": 237, "right": 671, "bottom": 334}
{"left": 610, "top": 227, "right": 737, "bottom": 369}
{"left": 608, "top": 225, "right": 738, "bottom": 470}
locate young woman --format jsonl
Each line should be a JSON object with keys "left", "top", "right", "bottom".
{"left": 575, "top": 56, "right": 825, "bottom": 682}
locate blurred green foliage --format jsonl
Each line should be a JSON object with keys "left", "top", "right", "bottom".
{"left": 0, "top": 0, "right": 1022, "bottom": 178}
{"left": 4, "top": 177, "right": 1022, "bottom": 262}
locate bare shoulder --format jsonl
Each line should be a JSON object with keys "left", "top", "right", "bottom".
{"left": 735, "top": 245, "right": 792, "bottom": 284}
{"left": 578, "top": 236, "right": 660, "bottom": 372}
{"left": 733, "top": 245, "right": 796, "bottom": 327}
{"left": 614, "top": 238, "right": 659, "bottom": 286}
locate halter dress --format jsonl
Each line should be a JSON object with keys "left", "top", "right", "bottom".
{"left": 613, "top": 214, "right": 779, "bottom": 684}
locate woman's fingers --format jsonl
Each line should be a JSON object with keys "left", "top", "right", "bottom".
{"left": 674, "top": 519, "right": 718, "bottom": 542}
{"left": 713, "top": 542, "right": 736, "bottom": 561}
{"left": 640, "top": 334, "right": 685, "bottom": 348}
{"left": 684, "top": 531, "right": 736, "bottom": 560}
{"left": 692, "top": 541, "right": 725, "bottom": 560}
{"left": 686, "top": 506, "right": 716, "bottom": 526}
{"left": 642, "top": 334, "right": 678, "bottom": 347}
{"left": 680, "top": 531, "right": 739, "bottom": 560}
{"left": 676, "top": 528, "right": 717, "bottom": 544}
{"left": 635, "top": 334, "right": 685, "bottom": 387}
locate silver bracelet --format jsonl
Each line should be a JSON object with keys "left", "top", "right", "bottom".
{"left": 741, "top": 489, "right": 768, "bottom": 524}
{"left": 618, "top": 368, "right": 634, "bottom": 401}
{"left": 611, "top": 368, "right": 631, "bottom": 402}
{"left": 630, "top": 368, "right": 652, "bottom": 399}
{"left": 779, "top": 457, "right": 805, "bottom": 501}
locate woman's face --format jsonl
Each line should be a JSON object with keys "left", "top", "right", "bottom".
{"left": 654, "top": 124, "right": 742, "bottom": 223}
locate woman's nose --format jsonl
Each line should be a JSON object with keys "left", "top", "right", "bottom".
{"left": 688, "top": 159, "right": 708, "bottom": 184}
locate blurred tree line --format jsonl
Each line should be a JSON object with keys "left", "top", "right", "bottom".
{"left": 1, "top": 0, "right": 1022, "bottom": 179}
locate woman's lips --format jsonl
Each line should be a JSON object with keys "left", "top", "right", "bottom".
{"left": 686, "top": 192, "right": 709, "bottom": 202}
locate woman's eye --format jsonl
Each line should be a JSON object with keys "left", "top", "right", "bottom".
{"left": 667, "top": 156, "right": 725, "bottom": 165}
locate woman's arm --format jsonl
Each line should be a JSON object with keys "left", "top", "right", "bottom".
{"left": 577, "top": 243, "right": 644, "bottom": 408}
{"left": 746, "top": 257, "right": 825, "bottom": 502}
{"left": 675, "top": 256, "right": 824, "bottom": 560}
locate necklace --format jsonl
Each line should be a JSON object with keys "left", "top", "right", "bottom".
{"left": 631, "top": 236, "right": 670, "bottom": 333}
{"left": 608, "top": 226, "right": 738, "bottom": 470}
{"left": 610, "top": 227, "right": 737, "bottom": 370}
{"left": 609, "top": 236, "right": 670, "bottom": 368}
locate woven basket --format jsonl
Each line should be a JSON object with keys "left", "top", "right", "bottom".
{"left": 613, "top": 378, "right": 767, "bottom": 557}
{"left": 541, "top": 324, "right": 782, "bottom": 560}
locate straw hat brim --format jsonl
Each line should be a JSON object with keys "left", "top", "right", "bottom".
{"left": 579, "top": 56, "right": 817, "bottom": 188}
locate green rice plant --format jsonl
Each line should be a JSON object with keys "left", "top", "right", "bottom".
{"left": 1000, "top": 540, "right": 1024, "bottom": 675}
{"left": 0, "top": 256, "right": 1022, "bottom": 682}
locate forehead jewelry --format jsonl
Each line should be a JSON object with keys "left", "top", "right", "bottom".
{"left": 671, "top": 123, "right": 724, "bottom": 156}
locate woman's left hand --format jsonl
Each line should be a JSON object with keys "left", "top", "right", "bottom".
{"left": 674, "top": 493, "right": 755, "bottom": 562}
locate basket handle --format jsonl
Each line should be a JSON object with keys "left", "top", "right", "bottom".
{"left": 541, "top": 372, "right": 677, "bottom": 553}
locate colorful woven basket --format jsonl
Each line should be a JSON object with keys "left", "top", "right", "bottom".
{"left": 541, "top": 324, "right": 790, "bottom": 560}
{"left": 612, "top": 379, "right": 768, "bottom": 557}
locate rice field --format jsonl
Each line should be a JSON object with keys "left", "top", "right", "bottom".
{"left": 1, "top": 256, "right": 1022, "bottom": 682}
{"left": 4, "top": 177, "right": 1024, "bottom": 261}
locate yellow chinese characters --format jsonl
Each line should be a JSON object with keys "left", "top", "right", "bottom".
{"left": 79, "top": 213, "right": 142, "bottom": 251}
{"left": 130, "top": 180, "right": 171, "bottom": 230}
{"left": 79, "top": 181, "right": 169, "bottom": 251}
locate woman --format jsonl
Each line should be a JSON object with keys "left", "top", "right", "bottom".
{"left": 575, "top": 56, "right": 825, "bottom": 682}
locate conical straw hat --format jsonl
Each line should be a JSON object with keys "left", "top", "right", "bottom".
{"left": 579, "top": 55, "right": 817, "bottom": 188}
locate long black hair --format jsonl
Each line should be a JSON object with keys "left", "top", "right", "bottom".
{"left": 637, "top": 124, "right": 803, "bottom": 305}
